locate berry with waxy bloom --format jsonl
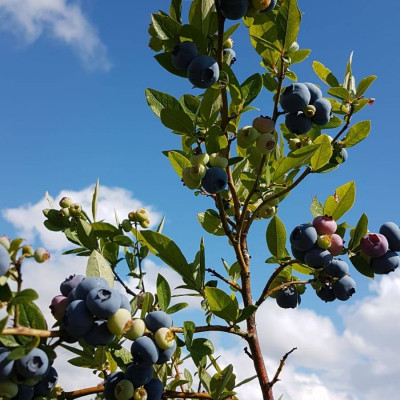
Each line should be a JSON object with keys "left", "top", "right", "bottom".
{"left": 34, "top": 248, "right": 50, "bottom": 263}
{"left": 360, "top": 233, "right": 389, "bottom": 258}
{"left": 379, "top": 222, "right": 400, "bottom": 251}
{"left": 313, "top": 215, "right": 337, "bottom": 235}
{"left": 252, "top": 116, "right": 275, "bottom": 134}
{"left": 328, "top": 233, "right": 344, "bottom": 256}
{"left": 154, "top": 327, "right": 175, "bottom": 350}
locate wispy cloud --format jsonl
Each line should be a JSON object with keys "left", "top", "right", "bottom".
{"left": 0, "top": 0, "right": 111, "bottom": 71}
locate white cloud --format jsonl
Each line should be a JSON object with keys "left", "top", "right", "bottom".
{"left": 0, "top": 0, "right": 111, "bottom": 71}
{"left": 2, "top": 183, "right": 161, "bottom": 251}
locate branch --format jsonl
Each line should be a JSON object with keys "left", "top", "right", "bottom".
{"left": 205, "top": 268, "right": 242, "bottom": 291}
{"left": 267, "top": 348, "right": 297, "bottom": 390}
{"left": 62, "top": 385, "right": 104, "bottom": 399}
{"left": 163, "top": 391, "right": 213, "bottom": 399}
{"left": 332, "top": 104, "right": 355, "bottom": 143}
{"left": 113, "top": 267, "right": 137, "bottom": 297}
{"left": 170, "top": 325, "right": 247, "bottom": 339}
{"left": 1, "top": 327, "right": 61, "bottom": 338}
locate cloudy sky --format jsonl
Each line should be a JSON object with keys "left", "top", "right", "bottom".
{"left": 1, "top": 1, "right": 400, "bottom": 399}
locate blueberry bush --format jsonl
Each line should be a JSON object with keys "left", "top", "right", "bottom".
{"left": 0, "top": 1, "right": 395, "bottom": 400}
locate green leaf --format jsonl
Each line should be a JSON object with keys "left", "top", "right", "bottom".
{"left": 166, "top": 151, "right": 191, "bottom": 178}
{"left": 145, "top": 88, "right": 182, "bottom": 118}
{"left": 10, "top": 289, "right": 38, "bottom": 306}
{"left": 350, "top": 254, "right": 374, "bottom": 279}
{"left": 190, "top": 338, "right": 214, "bottom": 357}
{"left": 86, "top": 250, "right": 115, "bottom": 288}
{"left": 235, "top": 375, "right": 257, "bottom": 388}
{"left": 170, "top": 0, "right": 182, "bottom": 23}
{"left": 157, "top": 274, "right": 171, "bottom": 311}
{"left": 18, "top": 301, "right": 47, "bottom": 330}
{"left": 290, "top": 49, "right": 311, "bottom": 64}
{"left": 204, "top": 287, "right": 238, "bottom": 322}
{"left": 76, "top": 219, "right": 98, "bottom": 250}
{"left": 199, "top": 88, "right": 222, "bottom": 129}
{"left": 276, "top": 0, "right": 301, "bottom": 51}
{"left": 210, "top": 364, "right": 234, "bottom": 399}
{"left": 154, "top": 52, "right": 187, "bottom": 78}
{"left": 311, "top": 134, "right": 333, "bottom": 170}
{"left": 262, "top": 73, "right": 278, "bottom": 92}
{"left": 197, "top": 210, "right": 224, "bottom": 236}
{"left": 92, "top": 178, "right": 99, "bottom": 222}
{"left": 140, "top": 231, "right": 191, "bottom": 281}
{"left": 266, "top": 216, "right": 287, "bottom": 258}
{"left": 113, "top": 235, "right": 134, "bottom": 247}
{"left": 241, "top": 74, "right": 263, "bottom": 107}
{"left": 223, "top": 23, "right": 240, "bottom": 43}
{"left": 323, "top": 181, "right": 356, "bottom": 221}
{"left": 160, "top": 108, "right": 194, "bottom": 135}
{"left": 189, "top": 0, "right": 216, "bottom": 37}
{"left": 272, "top": 145, "right": 319, "bottom": 181}
{"left": 310, "top": 195, "right": 324, "bottom": 218}
{"left": 356, "top": 75, "right": 376, "bottom": 97}
{"left": 342, "top": 121, "right": 371, "bottom": 148}
{"left": 250, "top": 35, "right": 282, "bottom": 54}
{"left": 151, "top": 13, "right": 180, "bottom": 41}
{"left": 327, "top": 87, "right": 351, "bottom": 102}
{"left": 312, "top": 61, "right": 340, "bottom": 87}
{"left": 68, "top": 356, "right": 96, "bottom": 368}
{"left": 140, "top": 292, "right": 153, "bottom": 320}
{"left": 320, "top": 115, "right": 343, "bottom": 129}
{"left": 91, "top": 222, "right": 120, "bottom": 238}
{"left": 236, "top": 305, "right": 258, "bottom": 323}
{"left": 184, "top": 321, "right": 195, "bottom": 349}
{"left": 166, "top": 302, "right": 188, "bottom": 314}
{"left": 348, "top": 213, "right": 368, "bottom": 251}
{"left": 291, "top": 263, "right": 315, "bottom": 275}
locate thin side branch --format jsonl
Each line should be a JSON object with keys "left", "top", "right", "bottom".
{"left": 1, "top": 327, "right": 61, "bottom": 338}
{"left": 163, "top": 391, "right": 213, "bottom": 399}
{"left": 267, "top": 347, "right": 297, "bottom": 389}
{"left": 113, "top": 268, "right": 137, "bottom": 297}
{"left": 205, "top": 268, "right": 241, "bottom": 291}
{"left": 332, "top": 104, "right": 355, "bottom": 143}
{"left": 63, "top": 385, "right": 104, "bottom": 399}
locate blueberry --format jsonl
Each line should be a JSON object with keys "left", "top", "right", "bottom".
{"left": 75, "top": 277, "right": 108, "bottom": 300}
{"left": 379, "top": 222, "right": 400, "bottom": 251}
{"left": 316, "top": 284, "right": 336, "bottom": 303}
{"left": 323, "top": 258, "right": 348, "bottom": 278}
{"left": 50, "top": 295, "right": 68, "bottom": 321}
{"left": 145, "top": 311, "right": 172, "bottom": 332}
{"left": 280, "top": 83, "right": 311, "bottom": 113}
{"left": 219, "top": 0, "right": 248, "bottom": 20}
{"left": 104, "top": 371, "right": 124, "bottom": 400}
{"left": 371, "top": 250, "right": 400, "bottom": 274}
{"left": 64, "top": 300, "right": 94, "bottom": 338}
{"left": 291, "top": 245, "right": 305, "bottom": 262}
{"left": 303, "top": 82, "right": 322, "bottom": 104}
{"left": 201, "top": 167, "right": 228, "bottom": 194}
{"left": 156, "top": 341, "right": 177, "bottom": 365}
{"left": 360, "top": 233, "right": 389, "bottom": 258}
{"left": 60, "top": 274, "right": 85, "bottom": 296}
{"left": 131, "top": 336, "right": 159, "bottom": 365}
{"left": 328, "top": 233, "right": 344, "bottom": 256}
{"left": 12, "top": 384, "right": 34, "bottom": 400}
{"left": 125, "top": 363, "right": 153, "bottom": 388}
{"left": 290, "top": 224, "right": 318, "bottom": 252}
{"left": 304, "top": 248, "right": 333, "bottom": 268}
{"left": 0, "top": 347, "right": 14, "bottom": 379}
{"left": 34, "top": 366, "right": 58, "bottom": 396}
{"left": 16, "top": 348, "right": 49, "bottom": 379}
{"left": 114, "top": 379, "right": 134, "bottom": 400}
{"left": 82, "top": 320, "right": 116, "bottom": 346}
{"left": 223, "top": 48, "right": 236, "bottom": 66}
{"left": 187, "top": 56, "right": 219, "bottom": 89}
{"left": 311, "top": 98, "right": 332, "bottom": 126}
{"left": 313, "top": 215, "right": 337, "bottom": 235}
{"left": 107, "top": 308, "right": 133, "bottom": 336}
{"left": 332, "top": 276, "right": 356, "bottom": 301}
{"left": 276, "top": 287, "right": 301, "bottom": 309}
{"left": 260, "top": 0, "right": 277, "bottom": 12}
{"left": 86, "top": 287, "right": 121, "bottom": 319}
{"left": 285, "top": 112, "right": 312, "bottom": 134}
{"left": 144, "top": 378, "right": 163, "bottom": 400}
{"left": 67, "top": 287, "right": 78, "bottom": 304}
{"left": 120, "top": 293, "right": 131, "bottom": 311}
{"left": 171, "top": 41, "right": 198, "bottom": 71}
{"left": 0, "top": 245, "right": 10, "bottom": 276}
{"left": 341, "top": 148, "right": 348, "bottom": 162}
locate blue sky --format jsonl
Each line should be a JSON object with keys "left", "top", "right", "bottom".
{"left": 0, "top": 1, "right": 399, "bottom": 399}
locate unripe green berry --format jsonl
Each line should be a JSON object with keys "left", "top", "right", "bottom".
{"left": 288, "top": 138, "right": 301, "bottom": 151}
{"left": 107, "top": 308, "right": 133, "bottom": 335}
{"left": 128, "top": 211, "right": 138, "bottom": 222}
{"left": 237, "top": 126, "right": 259, "bottom": 148}
{"left": 223, "top": 38, "right": 234, "bottom": 49}
{"left": 304, "top": 104, "right": 316, "bottom": 118}
{"left": 133, "top": 387, "right": 148, "bottom": 400}
{"left": 121, "top": 219, "right": 132, "bottom": 232}
{"left": 34, "top": 248, "right": 50, "bottom": 263}
{"left": 59, "top": 207, "right": 70, "bottom": 218}
{"left": 125, "top": 318, "right": 146, "bottom": 340}
{"left": 209, "top": 153, "right": 228, "bottom": 168}
{"left": 22, "top": 245, "right": 34, "bottom": 257}
{"left": 154, "top": 327, "right": 175, "bottom": 350}
{"left": 59, "top": 197, "right": 73, "bottom": 208}
{"left": 182, "top": 167, "right": 201, "bottom": 190}
{"left": 252, "top": 116, "right": 275, "bottom": 134}
{"left": 190, "top": 164, "right": 207, "bottom": 181}
{"left": 287, "top": 41, "right": 299, "bottom": 54}
{"left": 317, "top": 235, "right": 332, "bottom": 250}
{"left": 136, "top": 209, "right": 150, "bottom": 223}
{"left": 140, "top": 219, "right": 150, "bottom": 229}
{"left": 190, "top": 153, "right": 209, "bottom": 166}
{"left": 256, "top": 133, "right": 276, "bottom": 154}
{"left": 114, "top": 379, "right": 134, "bottom": 400}
{"left": 69, "top": 203, "right": 82, "bottom": 216}
{"left": 149, "top": 36, "right": 162, "bottom": 52}
{"left": 259, "top": 205, "right": 276, "bottom": 219}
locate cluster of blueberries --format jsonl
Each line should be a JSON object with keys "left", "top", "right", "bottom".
{"left": 280, "top": 82, "right": 332, "bottom": 134}
{"left": 182, "top": 152, "right": 229, "bottom": 194}
{"left": 103, "top": 311, "right": 175, "bottom": 400}
{"left": 0, "top": 346, "right": 57, "bottom": 400}
{"left": 218, "top": 0, "right": 277, "bottom": 20}
{"left": 360, "top": 222, "right": 400, "bottom": 274}
{"left": 50, "top": 275, "right": 133, "bottom": 345}
{"left": 289, "top": 216, "right": 354, "bottom": 305}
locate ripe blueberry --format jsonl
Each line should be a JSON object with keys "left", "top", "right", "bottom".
{"left": 312, "top": 98, "right": 332, "bottom": 126}
{"left": 323, "top": 258, "right": 349, "bottom": 278}
{"left": 75, "top": 277, "right": 108, "bottom": 300}
{"left": 219, "top": 0, "right": 248, "bottom": 20}
{"left": 379, "top": 222, "right": 400, "bottom": 251}
{"left": 86, "top": 287, "right": 121, "bottom": 319}
{"left": 131, "top": 336, "right": 159, "bottom": 365}
{"left": 285, "top": 112, "right": 312, "bottom": 134}
{"left": 280, "top": 83, "right": 311, "bottom": 113}
{"left": 290, "top": 224, "right": 318, "bottom": 252}
{"left": 201, "top": 168, "right": 228, "bottom": 194}
{"left": 304, "top": 248, "right": 333, "bottom": 268}
{"left": 16, "top": 348, "right": 49, "bottom": 379}
{"left": 64, "top": 300, "right": 95, "bottom": 338}
{"left": 332, "top": 276, "right": 356, "bottom": 301}
{"left": 187, "top": 56, "right": 219, "bottom": 89}
{"left": 303, "top": 82, "right": 322, "bottom": 104}
{"left": 60, "top": 274, "right": 85, "bottom": 297}
{"left": 371, "top": 250, "right": 400, "bottom": 274}
{"left": 276, "top": 287, "right": 301, "bottom": 309}
{"left": 82, "top": 320, "right": 116, "bottom": 346}
{"left": 125, "top": 364, "right": 153, "bottom": 388}
{"left": 171, "top": 41, "right": 198, "bottom": 71}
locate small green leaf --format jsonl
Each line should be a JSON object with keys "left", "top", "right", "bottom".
{"left": 310, "top": 195, "right": 324, "bottom": 218}
{"left": 145, "top": 88, "right": 182, "bottom": 118}
{"left": 160, "top": 108, "right": 194, "bottom": 135}
{"left": 154, "top": 52, "right": 187, "bottom": 78}
{"left": 92, "top": 178, "right": 99, "bottom": 222}
{"left": 10, "top": 289, "right": 38, "bottom": 306}
{"left": 199, "top": 88, "right": 222, "bottom": 129}
{"left": 311, "top": 134, "right": 333, "bottom": 170}
{"left": 18, "top": 301, "right": 47, "bottom": 330}
{"left": 241, "top": 74, "right": 263, "bottom": 107}
{"left": 350, "top": 255, "right": 374, "bottom": 279}
{"left": 323, "top": 181, "right": 356, "bottom": 221}
{"left": 91, "top": 222, "right": 120, "bottom": 238}
{"left": 290, "top": 49, "right": 311, "bottom": 64}
{"left": 327, "top": 87, "right": 351, "bottom": 101}
{"left": 266, "top": 216, "right": 287, "bottom": 258}
{"left": 197, "top": 210, "right": 224, "bottom": 236}
{"left": 157, "top": 274, "right": 171, "bottom": 311}
{"left": 166, "top": 302, "right": 188, "bottom": 314}
{"left": 170, "top": 0, "right": 182, "bottom": 23}
{"left": 76, "top": 219, "right": 98, "bottom": 250}
{"left": 166, "top": 151, "right": 191, "bottom": 178}
{"left": 86, "top": 250, "right": 114, "bottom": 288}
{"left": 184, "top": 321, "right": 195, "bottom": 349}
{"left": 190, "top": 338, "right": 214, "bottom": 357}
{"left": 151, "top": 13, "right": 180, "bottom": 41}
{"left": 348, "top": 213, "right": 368, "bottom": 251}
{"left": 356, "top": 75, "right": 376, "bottom": 97}
{"left": 276, "top": 0, "right": 301, "bottom": 51}
{"left": 312, "top": 61, "right": 340, "bottom": 87}
{"left": 189, "top": 0, "right": 217, "bottom": 37}
{"left": 204, "top": 287, "right": 239, "bottom": 322}
{"left": 342, "top": 120, "right": 371, "bottom": 148}
{"left": 236, "top": 305, "right": 258, "bottom": 323}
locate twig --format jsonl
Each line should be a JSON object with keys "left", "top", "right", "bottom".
{"left": 244, "top": 347, "right": 253, "bottom": 360}
{"left": 113, "top": 268, "right": 137, "bottom": 297}
{"left": 170, "top": 325, "right": 247, "bottom": 339}
{"left": 1, "top": 327, "right": 61, "bottom": 337}
{"left": 163, "top": 391, "right": 213, "bottom": 399}
{"left": 205, "top": 268, "right": 241, "bottom": 291}
{"left": 62, "top": 385, "right": 104, "bottom": 399}
{"left": 174, "top": 361, "right": 187, "bottom": 399}
{"left": 267, "top": 348, "right": 297, "bottom": 389}
{"left": 332, "top": 104, "right": 355, "bottom": 143}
